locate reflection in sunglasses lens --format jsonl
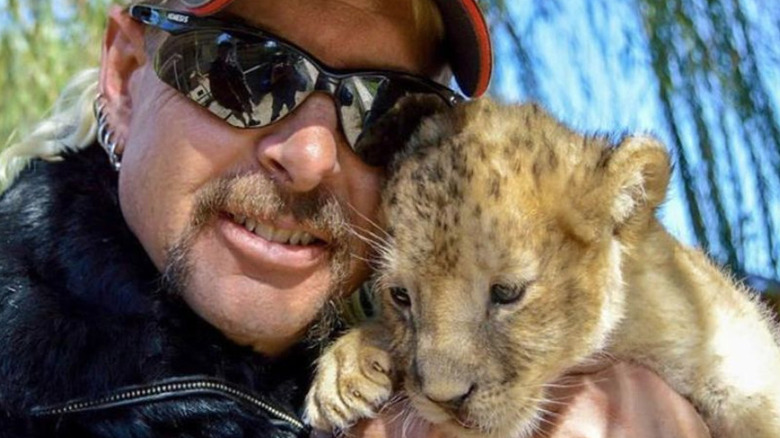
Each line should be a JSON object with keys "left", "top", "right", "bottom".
{"left": 150, "top": 23, "right": 454, "bottom": 166}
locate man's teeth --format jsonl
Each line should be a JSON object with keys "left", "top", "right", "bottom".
{"left": 231, "top": 214, "right": 316, "bottom": 245}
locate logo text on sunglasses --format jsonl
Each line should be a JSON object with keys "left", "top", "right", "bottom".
{"left": 167, "top": 13, "right": 190, "bottom": 24}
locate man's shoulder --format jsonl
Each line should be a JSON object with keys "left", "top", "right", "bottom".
{"left": 0, "top": 144, "right": 116, "bottom": 218}
{"left": 0, "top": 144, "right": 124, "bottom": 287}
{"left": 0, "top": 143, "right": 160, "bottom": 318}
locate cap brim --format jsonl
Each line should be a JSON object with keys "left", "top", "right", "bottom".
{"left": 183, "top": 0, "right": 233, "bottom": 16}
{"left": 433, "top": 0, "right": 492, "bottom": 97}
{"left": 183, "top": 0, "right": 492, "bottom": 97}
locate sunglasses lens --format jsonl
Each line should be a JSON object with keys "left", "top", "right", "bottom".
{"left": 155, "top": 30, "right": 316, "bottom": 127}
{"left": 248, "top": 45, "right": 316, "bottom": 124}
{"left": 340, "top": 75, "right": 448, "bottom": 166}
{"left": 150, "top": 25, "right": 456, "bottom": 168}
{"left": 337, "top": 76, "right": 392, "bottom": 151}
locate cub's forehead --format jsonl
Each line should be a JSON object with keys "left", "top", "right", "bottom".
{"left": 380, "top": 100, "right": 616, "bottom": 271}
{"left": 388, "top": 100, "right": 595, "bottom": 206}
{"left": 381, "top": 119, "right": 546, "bottom": 276}
{"left": 456, "top": 101, "right": 589, "bottom": 175}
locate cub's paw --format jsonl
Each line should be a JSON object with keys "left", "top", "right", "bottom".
{"left": 304, "top": 328, "right": 394, "bottom": 431}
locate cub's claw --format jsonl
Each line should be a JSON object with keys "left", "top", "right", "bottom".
{"left": 304, "top": 328, "right": 394, "bottom": 431}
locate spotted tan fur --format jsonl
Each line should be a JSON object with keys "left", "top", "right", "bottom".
{"left": 305, "top": 97, "right": 780, "bottom": 438}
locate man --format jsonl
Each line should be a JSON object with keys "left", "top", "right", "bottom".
{"left": 0, "top": 0, "right": 710, "bottom": 436}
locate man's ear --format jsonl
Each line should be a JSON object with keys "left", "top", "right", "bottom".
{"left": 355, "top": 93, "right": 451, "bottom": 167}
{"left": 98, "top": 6, "right": 147, "bottom": 153}
{"left": 605, "top": 135, "right": 671, "bottom": 227}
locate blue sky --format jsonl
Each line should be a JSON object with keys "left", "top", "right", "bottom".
{"left": 488, "top": 0, "right": 780, "bottom": 280}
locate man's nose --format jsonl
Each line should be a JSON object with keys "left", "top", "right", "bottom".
{"left": 255, "top": 93, "right": 341, "bottom": 192}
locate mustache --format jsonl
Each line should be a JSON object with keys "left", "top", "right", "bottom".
{"left": 191, "top": 172, "right": 349, "bottom": 241}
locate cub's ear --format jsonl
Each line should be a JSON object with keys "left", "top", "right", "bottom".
{"left": 605, "top": 135, "right": 671, "bottom": 226}
{"left": 354, "top": 93, "right": 451, "bottom": 167}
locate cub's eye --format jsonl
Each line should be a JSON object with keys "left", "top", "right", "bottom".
{"left": 490, "top": 283, "right": 528, "bottom": 306}
{"left": 389, "top": 287, "right": 412, "bottom": 308}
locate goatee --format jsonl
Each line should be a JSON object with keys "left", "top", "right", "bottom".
{"left": 160, "top": 172, "right": 360, "bottom": 349}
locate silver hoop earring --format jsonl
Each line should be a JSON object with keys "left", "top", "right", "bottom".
{"left": 94, "top": 93, "right": 122, "bottom": 171}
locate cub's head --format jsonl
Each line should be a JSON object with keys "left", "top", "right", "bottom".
{"left": 361, "top": 96, "right": 671, "bottom": 437}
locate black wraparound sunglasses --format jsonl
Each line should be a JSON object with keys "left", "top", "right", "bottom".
{"left": 128, "top": 5, "right": 463, "bottom": 166}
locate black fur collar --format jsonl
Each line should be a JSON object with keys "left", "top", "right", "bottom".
{"left": 0, "top": 145, "right": 314, "bottom": 424}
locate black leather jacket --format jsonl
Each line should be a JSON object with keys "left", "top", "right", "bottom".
{"left": 0, "top": 144, "right": 314, "bottom": 438}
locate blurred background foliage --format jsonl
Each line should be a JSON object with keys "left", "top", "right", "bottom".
{"left": 1, "top": 0, "right": 107, "bottom": 145}
{"left": 1, "top": 0, "right": 778, "bottom": 312}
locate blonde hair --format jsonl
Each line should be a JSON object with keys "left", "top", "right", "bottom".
{"left": 0, "top": 0, "right": 447, "bottom": 195}
{"left": 0, "top": 0, "right": 167, "bottom": 195}
{"left": 0, "top": 69, "right": 100, "bottom": 194}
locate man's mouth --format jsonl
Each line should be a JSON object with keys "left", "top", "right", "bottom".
{"left": 229, "top": 213, "right": 326, "bottom": 246}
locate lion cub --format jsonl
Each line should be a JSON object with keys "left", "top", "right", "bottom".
{"left": 305, "top": 96, "right": 780, "bottom": 437}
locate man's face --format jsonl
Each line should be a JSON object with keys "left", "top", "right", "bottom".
{"left": 114, "top": 0, "right": 438, "bottom": 355}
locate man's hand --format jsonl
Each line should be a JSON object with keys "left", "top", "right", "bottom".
{"left": 343, "top": 362, "right": 711, "bottom": 438}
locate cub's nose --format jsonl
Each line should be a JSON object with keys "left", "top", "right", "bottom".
{"left": 423, "top": 382, "right": 476, "bottom": 412}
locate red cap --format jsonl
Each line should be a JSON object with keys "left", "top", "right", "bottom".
{"left": 180, "top": 0, "right": 493, "bottom": 97}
